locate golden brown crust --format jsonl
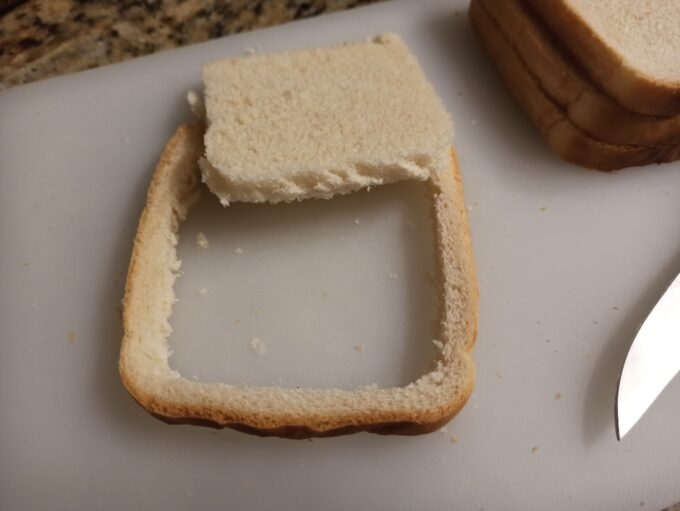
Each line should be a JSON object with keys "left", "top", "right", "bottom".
{"left": 481, "top": 0, "right": 680, "bottom": 147}
{"left": 119, "top": 123, "right": 478, "bottom": 438}
{"left": 144, "top": 390, "right": 469, "bottom": 439}
{"left": 470, "top": 0, "right": 680, "bottom": 171}
{"left": 525, "top": 0, "right": 680, "bottom": 116}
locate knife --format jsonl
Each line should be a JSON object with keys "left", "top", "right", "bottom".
{"left": 615, "top": 271, "right": 680, "bottom": 440}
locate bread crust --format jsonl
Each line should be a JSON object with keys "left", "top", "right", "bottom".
{"left": 481, "top": 0, "right": 680, "bottom": 147}
{"left": 119, "top": 123, "right": 478, "bottom": 438}
{"left": 525, "top": 0, "right": 680, "bottom": 116}
{"left": 470, "top": 0, "right": 680, "bottom": 171}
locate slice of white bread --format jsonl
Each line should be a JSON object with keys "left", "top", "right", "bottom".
{"left": 525, "top": 0, "right": 680, "bottom": 116}
{"left": 481, "top": 0, "right": 680, "bottom": 147}
{"left": 469, "top": 0, "right": 680, "bottom": 171}
{"left": 199, "top": 34, "right": 453, "bottom": 204}
{"left": 119, "top": 123, "right": 478, "bottom": 437}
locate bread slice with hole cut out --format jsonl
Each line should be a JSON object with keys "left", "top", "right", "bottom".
{"left": 119, "top": 122, "right": 478, "bottom": 437}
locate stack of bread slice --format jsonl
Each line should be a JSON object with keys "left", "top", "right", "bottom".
{"left": 469, "top": 0, "right": 680, "bottom": 171}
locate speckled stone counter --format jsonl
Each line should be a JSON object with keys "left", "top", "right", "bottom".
{"left": 0, "top": 0, "right": 382, "bottom": 90}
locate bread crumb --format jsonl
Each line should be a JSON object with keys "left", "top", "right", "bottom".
{"left": 439, "top": 426, "right": 448, "bottom": 434}
{"left": 22, "top": 262, "right": 30, "bottom": 267}
{"left": 466, "top": 205, "right": 473, "bottom": 212}
{"left": 192, "top": 375, "right": 198, "bottom": 381}
{"left": 234, "top": 319, "right": 241, "bottom": 324}
{"left": 198, "top": 288, "right": 207, "bottom": 295}
{"left": 554, "top": 392, "right": 562, "bottom": 401}
{"left": 250, "top": 337, "right": 266, "bottom": 355}
{"left": 450, "top": 436, "right": 458, "bottom": 443}
{"left": 244, "top": 45, "right": 259, "bottom": 54}
{"left": 354, "top": 344, "right": 365, "bottom": 353}
{"left": 68, "top": 333, "right": 77, "bottom": 343}
{"left": 612, "top": 306, "right": 619, "bottom": 311}
{"left": 234, "top": 246, "right": 243, "bottom": 254}
{"left": 432, "top": 339, "right": 444, "bottom": 352}
{"left": 196, "top": 232, "right": 209, "bottom": 248}
{"left": 531, "top": 446, "right": 539, "bottom": 454}
{"left": 354, "top": 217, "right": 360, "bottom": 224}
{"left": 388, "top": 272, "right": 398, "bottom": 280}
{"left": 186, "top": 90, "right": 205, "bottom": 117}
{"left": 539, "top": 206, "right": 547, "bottom": 212}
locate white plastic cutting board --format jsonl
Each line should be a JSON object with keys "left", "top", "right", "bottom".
{"left": 1, "top": 1, "right": 680, "bottom": 509}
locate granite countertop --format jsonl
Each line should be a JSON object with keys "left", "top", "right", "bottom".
{"left": 0, "top": 0, "right": 382, "bottom": 90}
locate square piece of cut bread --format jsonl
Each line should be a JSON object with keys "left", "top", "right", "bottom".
{"left": 199, "top": 34, "right": 454, "bottom": 204}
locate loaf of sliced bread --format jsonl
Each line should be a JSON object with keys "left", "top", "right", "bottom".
{"left": 469, "top": 0, "right": 680, "bottom": 171}
{"left": 119, "top": 122, "right": 478, "bottom": 437}
{"left": 199, "top": 34, "right": 453, "bottom": 204}
{"left": 481, "top": 0, "right": 680, "bottom": 147}
{"left": 525, "top": 0, "right": 680, "bottom": 116}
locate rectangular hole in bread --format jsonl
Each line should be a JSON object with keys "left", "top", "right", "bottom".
{"left": 169, "top": 179, "right": 438, "bottom": 390}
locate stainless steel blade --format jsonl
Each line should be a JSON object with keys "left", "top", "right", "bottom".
{"left": 616, "top": 271, "right": 680, "bottom": 440}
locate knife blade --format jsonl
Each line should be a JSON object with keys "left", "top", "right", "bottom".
{"left": 615, "top": 271, "right": 680, "bottom": 440}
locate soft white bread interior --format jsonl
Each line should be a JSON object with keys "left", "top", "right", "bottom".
{"left": 119, "top": 123, "right": 478, "bottom": 438}
{"left": 200, "top": 33, "right": 454, "bottom": 204}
